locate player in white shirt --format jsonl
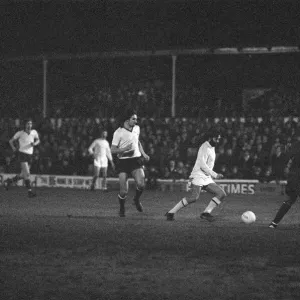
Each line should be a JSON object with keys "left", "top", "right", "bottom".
{"left": 88, "top": 130, "right": 115, "bottom": 191}
{"left": 165, "top": 128, "right": 227, "bottom": 222}
{"left": 4, "top": 119, "right": 40, "bottom": 197}
{"left": 111, "top": 109, "right": 150, "bottom": 217}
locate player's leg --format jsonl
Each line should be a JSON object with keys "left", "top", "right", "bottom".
{"left": 200, "top": 183, "right": 227, "bottom": 222}
{"left": 91, "top": 162, "right": 100, "bottom": 191}
{"left": 3, "top": 155, "right": 23, "bottom": 190}
{"left": 4, "top": 173, "right": 23, "bottom": 190}
{"left": 118, "top": 172, "right": 128, "bottom": 217}
{"left": 101, "top": 167, "right": 108, "bottom": 191}
{"left": 165, "top": 184, "right": 202, "bottom": 221}
{"left": 21, "top": 162, "right": 36, "bottom": 197}
{"left": 131, "top": 167, "right": 146, "bottom": 212}
{"left": 269, "top": 178, "right": 298, "bottom": 228}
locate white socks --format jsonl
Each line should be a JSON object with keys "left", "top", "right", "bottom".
{"left": 169, "top": 198, "right": 188, "bottom": 214}
{"left": 204, "top": 197, "right": 221, "bottom": 214}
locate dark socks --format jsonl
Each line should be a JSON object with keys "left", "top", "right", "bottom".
{"left": 118, "top": 194, "right": 126, "bottom": 216}
{"left": 92, "top": 176, "right": 97, "bottom": 185}
{"left": 12, "top": 175, "right": 22, "bottom": 182}
{"left": 118, "top": 194, "right": 126, "bottom": 208}
{"left": 133, "top": 188, "right": 143, "bottom": 203}
{"left": 24, "top": 179, "right": 32, "bottom": 191}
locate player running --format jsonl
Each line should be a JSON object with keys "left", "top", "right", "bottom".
{"left": 3, "top": 118, "right": 40, "bottom": 197}
{"left": 88, "top": 130, "right": 115, "bottom": 191}
{"left": 165, "top": 128, "right": 226, "bottom": 222}
{"left": 111, "top": 109, "right": 150, "bottom": 217}
{"left": 269, "top": 134, "right": 300, "bottom": 228}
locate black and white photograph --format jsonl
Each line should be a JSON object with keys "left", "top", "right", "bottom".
{"left": 1, "top": 0, "right": 300, "bottom": 299}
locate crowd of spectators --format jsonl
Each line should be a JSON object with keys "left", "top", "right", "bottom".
{"left": 46, "top": 85, "right": 300, "bottom": 120}
{"left": 1, "top": 115, "right": 300, "bottom": 185}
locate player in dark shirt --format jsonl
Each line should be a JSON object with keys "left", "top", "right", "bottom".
{"left": 269, "top": 139, "right": 300, "bottom": 228}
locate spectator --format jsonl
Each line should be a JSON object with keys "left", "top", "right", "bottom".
{"left": 238, "top": 151, "right": 254, "bottom": 179}
{"left": 228, "top": 165, "right": 243, "bottom": 179}
{"left": 215, "top": 147, "right": 227, "bottom": 171}
{"left": 3, "top": 155, "right": 19, "bottom": 174}
{"left": 260, "top": 166, "right": 274, "bottom": 183}
{"left": 176, "top": 161, "right": 189, "bottom": 179}
{"left": 223, "top": 148, "right": 238, "bottom": 170}
{"left": 163, "top": 159, "right": 179, "bottom": 180}
{"left": 219, "top": 164, "right": 231, "bottom": 179}
{"left": 255, "top": 143, "right": 269, "bottom": 169}
{"left": 146, "top": 166, "right": 159, "bottom": 189}
{"left": 253, "top": 166, "right": 264, "bottom": 182}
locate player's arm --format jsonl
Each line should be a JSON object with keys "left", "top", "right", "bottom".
{"left": 9, "top": 132, "right": 21, "bottom": 152}
{"left": 88, "top": 141, "right": 96, "bottom": 155}
{"left": 198, "top": 146, "right": 222, "bottom": 179}
{"left": 138, "top": 141, "right": 150, "bottom": 161}
{"left": 110, "top": 131, "right": 132, "bottom": 155}
{"left": 106, "top": 144, "right": 115, "bottom": 168}
{"left": 111, "top": 144, "right": 132, "bottom": 154}
{"left": 31, "top": 131, "right": 40, "bottom": 147}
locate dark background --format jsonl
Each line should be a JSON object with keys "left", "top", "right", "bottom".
{"left": 1, "top": 0, "right": 299, "bottom": 57}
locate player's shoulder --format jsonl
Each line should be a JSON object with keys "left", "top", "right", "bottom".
{"left": 102, "top": 139, "right": 110, "bottom": 145}
{"left": 13, "top": 130, "right": 24, "bottom": 137}
{"left": 31, "top": 129, "right": 38, "bottom": 135}
{"left": 114, "top": 127, "right": 123, "bottom": 134}
{"left": 133, "top": 125, "right": 140, "bottom": 132}
{"left": 199, "top": 141, "right": 209, "bottom": 150}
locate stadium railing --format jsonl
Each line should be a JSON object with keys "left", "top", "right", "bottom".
{"left": 0, "top": 173, "right": 286, "bottom": 196}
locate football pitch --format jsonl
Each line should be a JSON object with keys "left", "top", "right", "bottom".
{"left": 1, "top": 187, "right": 300, "bottom": 300}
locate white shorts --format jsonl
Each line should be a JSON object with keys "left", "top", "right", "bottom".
{"left": 191, "top": 176, "right": 215, "bottom": 187}
{"left": 94, "top": 157, "right": 108, "bottom": 168}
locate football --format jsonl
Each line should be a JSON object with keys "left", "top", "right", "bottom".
{"left": 241, "top": 211, "right": 256, "bottom": 224}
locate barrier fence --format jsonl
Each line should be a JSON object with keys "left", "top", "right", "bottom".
{"left": 0, "top": 174, "right": 286, "bottom": 196}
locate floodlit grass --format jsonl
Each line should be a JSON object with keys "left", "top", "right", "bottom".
{"left": 1, "top": 187, "right": 300, "bottom": 300}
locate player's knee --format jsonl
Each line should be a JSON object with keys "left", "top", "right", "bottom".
{"left": 119, "top": 191, "right": 128, "bottom": 198}
{"left": 285, "top": 195, "right": 297, "bottom": 206}
{"left": 186, "top": 196, "right": 198, "bottom": 204}
{"left": 216, "top": 190, "right": 227, "bottom": 200}
{"left": 136, "top": 182, "right": 145, "bottom": 191}
{"left": 22, "top": 171, "right": 30, "bottom": 179}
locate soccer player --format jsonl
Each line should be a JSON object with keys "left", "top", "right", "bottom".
{"left": 111, "top": 109, "right": 150, "bottom": 217}
{"left": 165, "top": 128, "right": 226, "bottom": 221}
{"left": 88, "top": 130, "right": 115, "bottom": 191}
{"left": 269, "top": 136, "right": 300, "bottom": 228}
{"left": 3, "top": 118, "right": 40, "bottom": 197}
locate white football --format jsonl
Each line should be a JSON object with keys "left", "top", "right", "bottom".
{"left": 241, "top": 211, "right": 256, "bottom": 224}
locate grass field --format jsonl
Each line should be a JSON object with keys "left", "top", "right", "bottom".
{"left": 1, "top": 187, "right": 300, "bottom": 300}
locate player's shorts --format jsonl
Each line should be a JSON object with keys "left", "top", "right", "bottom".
{"left": 18, "top": 151, "right": 33, "bottom": 164}
{"left": 285, "top": 172, "right": 300, "bottom": 196}
{"left": 94, "top": 157, "right": 108, "bottom": 168}
{"left": 188, "top": 184, "right": 211, "bottom": 201}
{"left": 191, "top": 176, "right": 215, "bottom": 187}
{"left": 116, "top": 156, "right": 144, "bottom": 175}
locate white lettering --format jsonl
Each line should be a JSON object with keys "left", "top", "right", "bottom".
{"left": 231, "top": 184, "right": 241, "bottom": 194}
{"left": 248, "top": 184, "right": 255, "bottom": 195}
{"left": 241, "top": 184, "right": 248, "bottom": 194}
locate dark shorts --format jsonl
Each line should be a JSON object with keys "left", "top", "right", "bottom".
{"left": 116, "top": 157, "right": 144, "bottom": 175}
{"left": 18, "top": 152, "right": 33, "bottom": 164}
{"left": 285, "top": 172, "right": 300, "bottom": 196}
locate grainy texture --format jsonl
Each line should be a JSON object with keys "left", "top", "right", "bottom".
{"left": 1, "top": 187, "right": 300, "bottom": 300}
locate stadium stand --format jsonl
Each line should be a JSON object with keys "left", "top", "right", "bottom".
{"left": 1, "top": 87, "right": 300, "bottom": 181}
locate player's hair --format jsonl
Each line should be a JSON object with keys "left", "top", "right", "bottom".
{"left": 204, "top": 127, "right": 222, "bottom": 141}
{"left": 100, "top": 129, "right": 108, "bottom": 137}
{"left": 23, "top": 118, "right": 33, "bottom": 127}
{"left": 119, "top": 108, "right": 137, "bottom": 126}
